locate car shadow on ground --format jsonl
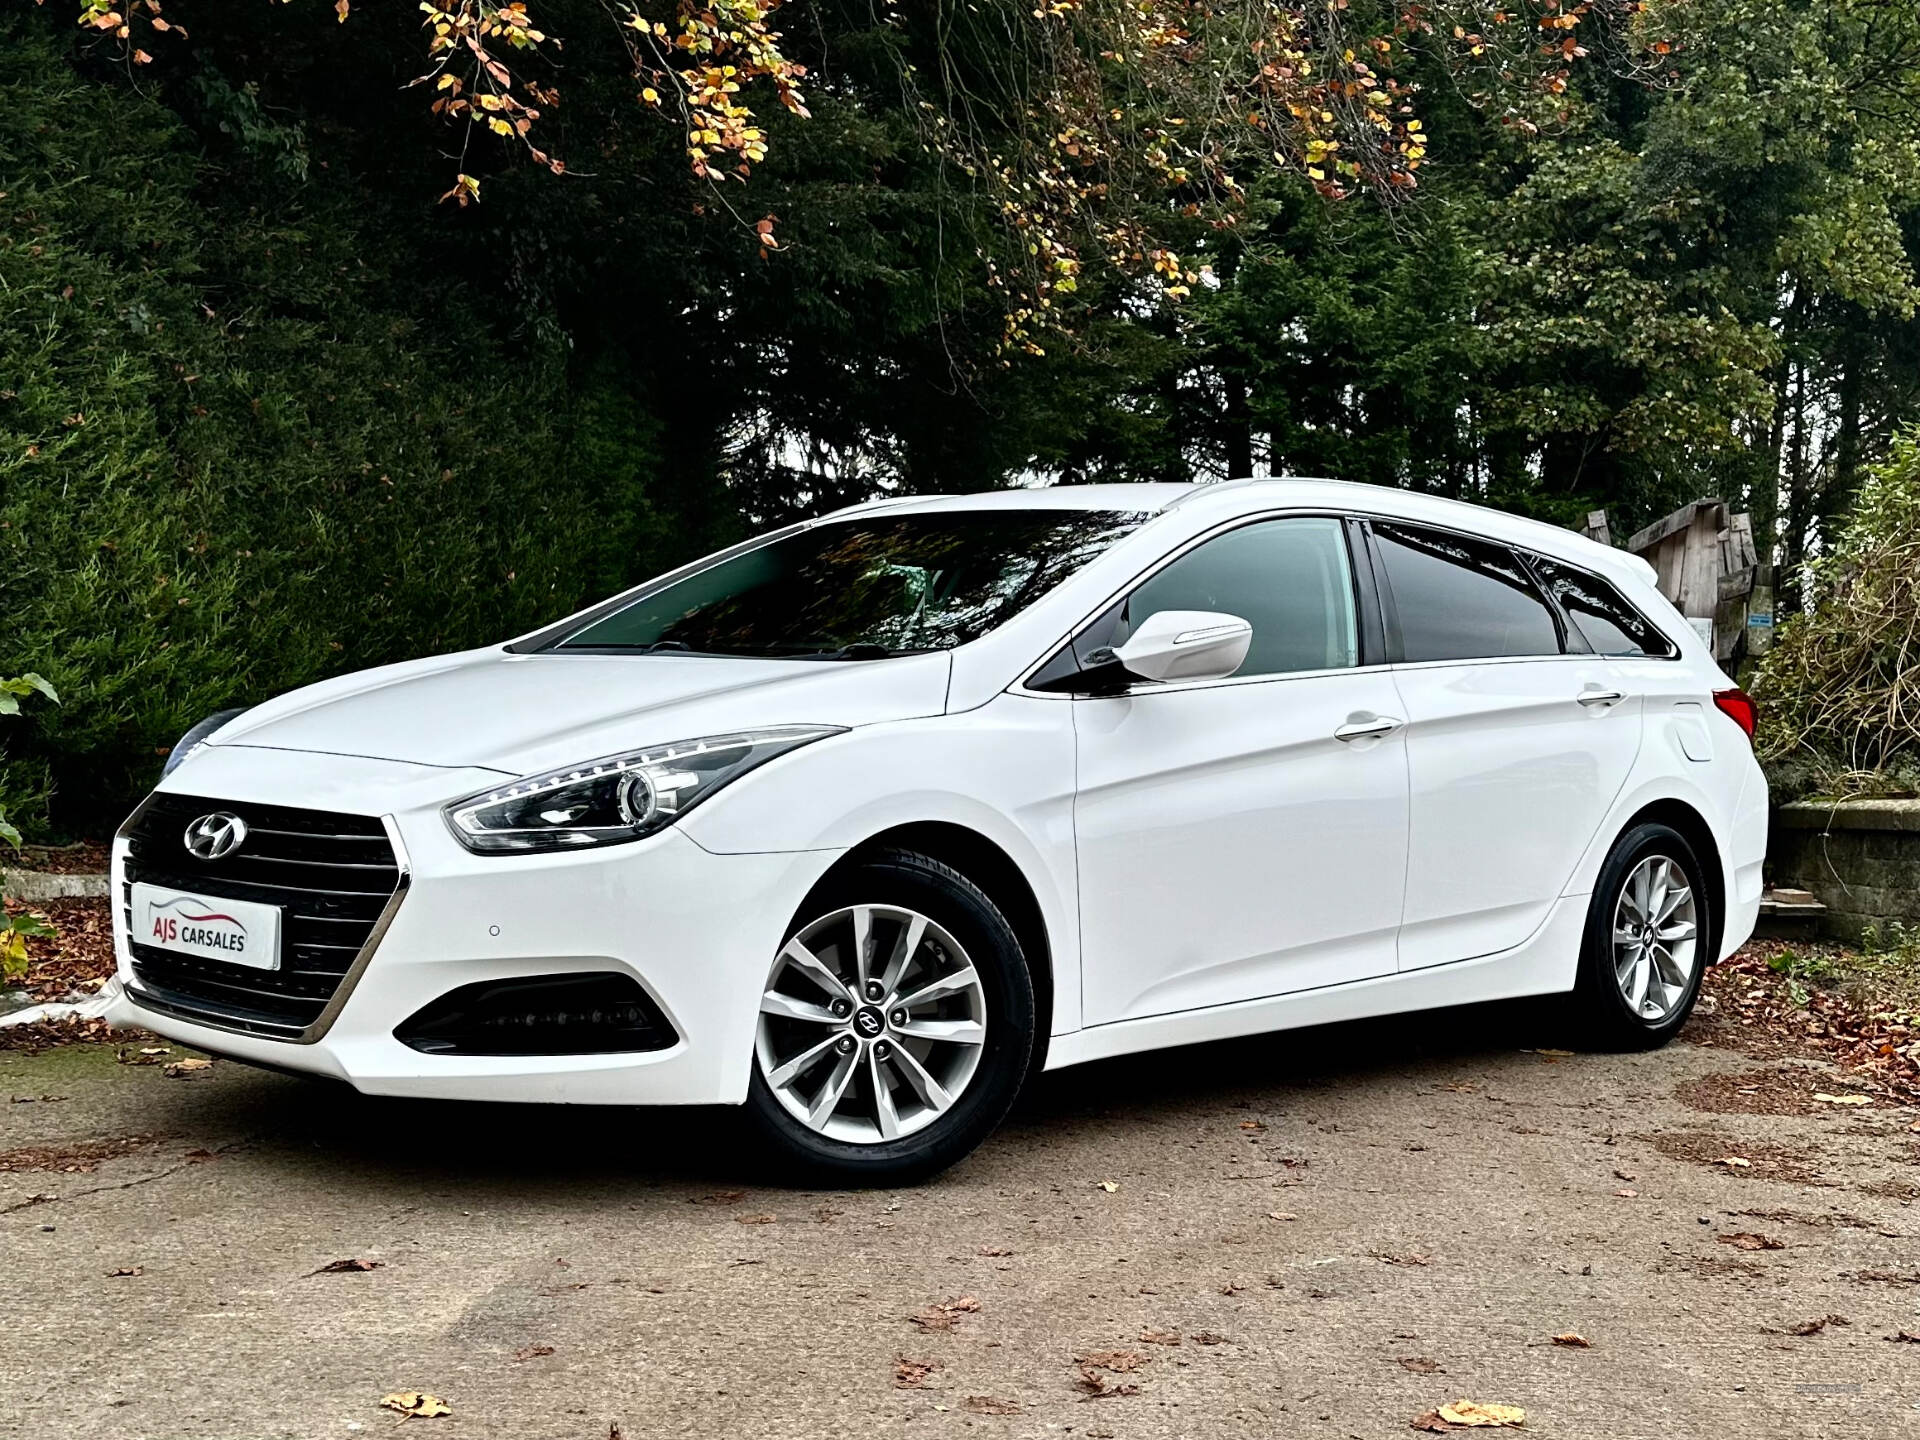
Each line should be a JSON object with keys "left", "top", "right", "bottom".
{"left": 173, "top": 996, "right": 1560, "bottom": 1196}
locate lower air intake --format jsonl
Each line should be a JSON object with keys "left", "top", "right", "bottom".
{"left": 394, "top": 973, "right": 677, "bottom": 1056}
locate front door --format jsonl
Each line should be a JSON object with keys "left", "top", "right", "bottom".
{"left": 1072, "top": 516, "right": 1411, "bottom": 1026}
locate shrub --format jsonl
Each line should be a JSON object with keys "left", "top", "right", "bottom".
{"left": 0, "top": 22, "right": 672, "bottom": 834}
{"left": 1753, "top": 429, "right": 1920, "bottom": 800}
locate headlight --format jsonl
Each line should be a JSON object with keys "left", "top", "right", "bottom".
{"left": 442, "top": 726, "right": 843, "bottom": 855}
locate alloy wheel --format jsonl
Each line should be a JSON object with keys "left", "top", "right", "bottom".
{"left": 1611, "top": 854, "right": 1698, "bottom": 1022}
{"left": 755, "top": 904, "right": 988, "bottom": 1144}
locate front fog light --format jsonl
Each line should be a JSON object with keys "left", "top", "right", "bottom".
{"left": 443, "top": 725, "right": 842, "bottom": 855}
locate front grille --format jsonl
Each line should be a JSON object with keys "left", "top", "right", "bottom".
{"left": 122, "top": 792, "right": 402, "bottom": 1039}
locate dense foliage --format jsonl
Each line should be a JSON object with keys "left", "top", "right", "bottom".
{"left": 5, "top": 0, "right": 1920, "bottom": 832}
{"left": 1754, "top": 432, "right": 1920, "bottom": 800}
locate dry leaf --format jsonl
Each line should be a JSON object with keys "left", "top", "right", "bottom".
{"left": 894, "top": 1356, "right": 939, "bottom": 1389}
{"left": 964, "top": 1395, "right": 1022, "bottom": 1415}
{"left": 1534, "top": 1047, "right": 1574, "bottom": 1058}
{"left": 512, "top": 1345, "right": 554, "bottom": 1362}
{"left": 1550, "top": 1332, "right": 1588, "bottom": 1348}
{"left": 1612, "top": 1169, "right": 1636, "bottom": 1182}
{"left": 1812, "top": 1093, "right": 1871, "bottom": 1107}
{"left": 1411, "top": 1412, "right": 1453, "bottom": 1433}
{"left": 1095, "top": 1180, "right": 1119, "bottom": 1193}
{"left": 1139, "top": 1328, "right": 1181, "bottom": 1345}
{"left": 1718, "top": 1232, "right": 1784, "bottom": 1251}
{"left": 106, "top": 1265, "right": 143, "bottom": 1277}
{"left": 1613, "top": 1188, "right": 1638, "bottom": 1198}
{"left": 1788, "top": 1314, "right": 1849, "bottom": 1336}
{"left": 1376, "top": 1251, "right": 1432, "bottom": 1267}
{"left": 1268, "top": 1211, "right": 1299, "bottom": 1221}
{"left": 380, "top": 1392, "right": 451, "bottom": 1418}
{"left": 1189, "top": 1330, "right": 1229, "bottom": 1346}
{"left": 1887, "top": 1331, "right": 1920, "bottom": 1344}
{"left": 1437, "top": 1399, "right": 1526, "bottom": 1427}
{"left": 1076, "top": 1349, "right": 1147, "bottom": 1373}
{"left": 1073, "top": 1367, "right": 1139, "bottom": 1399}
{"left": 163, "top": 1057, "right": 214, "bottom": 1078}
{"left": 1714, "top": 1156, "right": 1752, "bottom": 1169}
{"left": 978, "top": 1245, "right": 1013, "bottom": 1257}
{"left": 1399, "top": 1356, "right": 1444, "bottom": 1373}
{"left": 1239, "top": 1119, "right": 1267, "bottom": 1131}
{"left": 908, "top": 1296, "right": 981, "bottom": 1332}
{"left": 310, "top": 1258, "right": 384, "bottom": 1275}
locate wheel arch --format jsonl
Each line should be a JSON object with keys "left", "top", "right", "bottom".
{"left": 801, "top": 821, "right": 1056, "bottom": 1071}
{"left": 1611, "top": 798, "right": 1728, "bottom": 962}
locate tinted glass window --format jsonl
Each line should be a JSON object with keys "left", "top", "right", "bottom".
{"left": 1526, "top": 554, "right": 1677, "bottom": 658}
{"left": 1373, "top": 521, "right": 1562, "bottom": 662}
{"left": 559, "top": 510, "right": 1144, "bottom": 657}
{"left": 1116, "top": 517, "right": 1359, "bottom": 677}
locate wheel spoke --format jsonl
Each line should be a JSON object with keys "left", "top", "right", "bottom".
{"left": 1653, "top": 871, "right": 1689, "bottom": 925}
{"left": 806, "top": 1048, "right": 858, "bottom": 1127}
{"left": 1625, "top": 950, "right": 1652, "bottom": 1012}
{"left": 1651, "top": 943, "right": 1689, "bottom": 989}
{"left": 877, "top": 912, "right": 927, "bottom": 1003}
{"left": 896, "top": 964, "right": 981, "bottom": 1012}
{"left": 779, "top": 938, "right": 851, "bottom": 1005}
{"left": 760, "top": 990, "right": 841, "bottom": 1025}
{"left": 1613, "top": 927, "right": 1641, "bottom": 948}
{"left": 869, "top": 1049, "right": 901, "bottom": 1140}
{"left": 889, "top": 1043, "right": 953, "bottom": 1114}
{"left": 768, "top": 1033, "right": 841, "bottom": 1090}
{"left": 895, "top": 1016, "right": 986, "bottom": 1045}
{"left": 1656, "top": 920, "right": 1696, "bottom": 943}
{"left": 851, "top": 906, "right": 875, "bottom": 992}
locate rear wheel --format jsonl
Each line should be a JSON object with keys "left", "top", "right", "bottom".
{"left": 743, "top": 849, "right": 1034, "bottom": 1184}
{"left": 1570, "top": 821, "right": 1711, "bottom": 1050}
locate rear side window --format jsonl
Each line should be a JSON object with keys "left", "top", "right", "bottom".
{"left": 1371, "top": 521, "right": 1562, "bottom": 662}
{"left": 1117, "top": 516, "right": 1360, "bottom": 677}
{"left": 1526, "top": 555, "right": 1677, "bottom": 659}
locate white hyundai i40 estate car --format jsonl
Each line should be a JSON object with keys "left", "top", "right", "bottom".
{"left": 109, "top": 480, "right": 1767, "bottom": 1182}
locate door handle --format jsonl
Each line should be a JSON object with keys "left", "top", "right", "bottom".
{"left": 1576, "top": 687, "right": 1626, "bottom": 708}
{"left": 1334, "top": 714, "right": 1403, "bottom": 742}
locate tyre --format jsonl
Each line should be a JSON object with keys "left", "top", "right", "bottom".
{"left": 743, "top": 848, "right": 1035, "bottom": 1185}
{"left": 1569, "top": 821, "right": 1712, "bottom": 1050}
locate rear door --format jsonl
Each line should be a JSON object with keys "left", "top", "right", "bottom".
{"left": 1368, "top": 521, "right": 1644, "bottom": 971}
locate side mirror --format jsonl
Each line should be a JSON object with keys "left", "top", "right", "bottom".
{"left": 1105, "top": 610, "right": 1252, "bottom": 684}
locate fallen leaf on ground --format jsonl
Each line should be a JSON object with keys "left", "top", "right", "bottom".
{"left": 978, "top": 1245, "right": 1013, "bottom": 1257}
{"left": 1076, "top": 1349, "right": 1147, "bottom": 1373}
{"left": 963, "top": 1395, "right": 1021, "bottom": 1415}
{"left": 1189, "top": 1330, "right": 1229, "bottom": 1346}
{"left": 512, "top": 1345, "right": 554, "bottom": 1362}
{"left": 907, "top": 1296, "right": 980, "bottom": 1332}
{"left": 380, "top": 1392, "right": 451, "bottom": 1418}
{"left": 1613, "top": 1188, "right": 1639, "bottom": 1198}
{"left": 1376, "top": 1251, "right": 1432, "bottom": 1267}
{"left": 1139, "top": 1328, "right": 1181, "bottom": 1345}
{"left": 1550, "top": 1332, "right": 1588, "bottom": 1347}
{"left": 1713, "top": 1155, "right": 1753, "bottom": 1169}
{"left": 1888, "top": 1331, "right": 1920, "bottom": 1344}
{"left": 1613, "top": 1169, "right": 1636, "bottom": 1182}
{"left": 309, "top": 1258, "right": 384, "bottom": 1275}
{"left": 1534, "top": 1047, "right": 1575, "bottom": 1058}
{"left": 1718, "top": 1232, "right": 1784, "bottom": 1251}
{"left": 1073, "top": 1367, "right": 1139, "bottom": 1399}
{"left": 1239, "top": 1119, "right": 1267, "bottom": 1132}
{"left": 1812, "top": 1092, "right": 1872, "bottom": 1106}
{"left": 119, "top": 1046, "right": 171, "bottom": 1066}
{"left": 1788, "top": 1314, "right": 1849, "bottom": 1336}
{"left": 1851, "top": 1269, "right": 1920, "bottom": 1286}
{"left": 105, "top": 1265, "right": 142, "bottom": 1277}
{"left": 1398, "top": 1356, "right": 1444, "bottom": 1373}
{"left": 162, "top": 1057, "right": 213, "bottom": 1078}
{"left": 894, "top": 1356, "right": 939, "bottom": 1388}
{"left": 1268, "top": 1211, "right": 1299, "bottom": 1222}
{"left": 1094, "top": 1180, "right": 1119, "bottom": 1193}
{"left": 1411, "top": 1412, "right": 1453, "bottom": 1433}
{"left": 1437, "top": 1399, "right": 1526, "bottom": 1427}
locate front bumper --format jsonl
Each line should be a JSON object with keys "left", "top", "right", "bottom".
{"left": 109, "top": 743, "right": 841, "bottom": 1105}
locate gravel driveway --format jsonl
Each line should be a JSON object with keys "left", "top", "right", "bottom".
{"left": 4, "top": 991, "right": 1918, "bottom": 1439}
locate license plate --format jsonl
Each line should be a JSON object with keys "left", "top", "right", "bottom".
{"left": 131, "top": 883, "right": 282, "bottom": 971}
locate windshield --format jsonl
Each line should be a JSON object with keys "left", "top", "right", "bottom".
{"left": 555, "top": 509, "right": 1148, "bottom": 657}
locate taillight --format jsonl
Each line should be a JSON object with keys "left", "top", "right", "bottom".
{"left": 1713, "top": 688, "right": 1756, "bottom": 741}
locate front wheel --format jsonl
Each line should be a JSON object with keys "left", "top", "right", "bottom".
{"left": 743, "top": 849, "right": 1035, "bottom": 1185}
{"left": 1569, "top": 821, "right": 1712, "bottom": 1050}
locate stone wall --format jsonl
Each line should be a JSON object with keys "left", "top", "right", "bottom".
{"left": 1770, "top": 799, "right": 1920, "bottom": 944}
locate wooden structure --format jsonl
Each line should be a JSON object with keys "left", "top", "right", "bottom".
{"left": 1585, "top": 500, "right": 1773, "bottom": 666}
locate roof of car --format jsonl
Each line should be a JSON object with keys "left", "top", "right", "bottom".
{"left": 828, "top": 479, "right": 1645, "bottom": 581}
